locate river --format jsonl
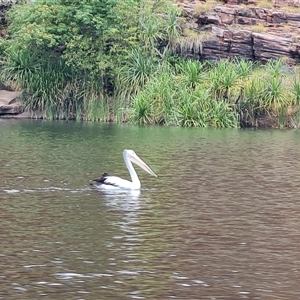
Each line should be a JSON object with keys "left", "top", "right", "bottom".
{"left": 1, "top": 119, "right": 300, "bottom": 299}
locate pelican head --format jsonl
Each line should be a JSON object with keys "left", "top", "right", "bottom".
{"left": 123, "top": 149, "right": 157, "bottom": 177}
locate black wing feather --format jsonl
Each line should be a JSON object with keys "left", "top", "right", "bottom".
{"left": 91, "top": 173, "right": 119, "bottom": 187}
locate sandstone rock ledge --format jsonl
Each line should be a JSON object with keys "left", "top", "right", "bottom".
{"left": 0, "top": 90, "right": 42, "bottom": 119}
{"left": 0, "top": 90, "right": 22, "bottom": 114}
{"left": 177, "top": 0, "right": 300, "bottom": 64}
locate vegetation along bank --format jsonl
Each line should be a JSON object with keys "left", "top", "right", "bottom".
{"left": 1, "top": 0, "right": 300, "bottom": 128}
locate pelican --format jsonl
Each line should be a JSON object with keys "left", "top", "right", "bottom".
{"left": 91, "top": 149, "right": 157, "bottom": 190}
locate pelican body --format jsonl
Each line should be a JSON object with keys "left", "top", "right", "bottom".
{"left": 91, "top": 149, "right": 157, "bottom": 190}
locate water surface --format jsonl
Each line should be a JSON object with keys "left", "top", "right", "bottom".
{"left": 1, "top": 119, "right": 300, "bottom": 299}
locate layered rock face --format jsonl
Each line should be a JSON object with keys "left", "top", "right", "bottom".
{"left": 178, "top": 0, "right": 300, "bottom": 64}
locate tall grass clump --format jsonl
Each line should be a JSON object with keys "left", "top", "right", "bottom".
{"left": 206, "top": 58, "right": 253, "bottom": 103}
{"left": 1, "top": 48, "right": 108, "bottom": 121}
{"left": 129, "top": 63, "right": 176, "bottom": 125}
{"left": 175, "top": 59, "right": 205, "bottom": 89}
{"left": 117, "top": 48, "right": 157, "bottom": 98}
{"left": 128, "top": 57, "right": 300, "bottom": 128}
{"left": 259, "top": 60, "right": 293, "bottom": 128}
{"left": 129, "top": 59, "right": 239, "bottom": 128}
{"left": 0, "top": 46, "right": 40, "bottom": 90}
{"left": 84, "top": 94, "right": 110, "bottom": 122}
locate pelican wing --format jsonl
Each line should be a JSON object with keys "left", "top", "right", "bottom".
{"left": 92, "top": 173, "right": 132, "bottom": 189}
{"left": 92, "top": 173, "right": 118, "bottom": 187}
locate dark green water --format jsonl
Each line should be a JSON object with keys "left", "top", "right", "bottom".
{"left": 1, "top": 119, "right": 300, "bottom": 299}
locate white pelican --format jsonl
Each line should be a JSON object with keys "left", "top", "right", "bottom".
{"left": 91, "top": 149, "right": 157, "bottom": 190}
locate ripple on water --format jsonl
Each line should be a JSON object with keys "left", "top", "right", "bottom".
{"left": 2, "top": 122, "right": 300, "bottom": 299}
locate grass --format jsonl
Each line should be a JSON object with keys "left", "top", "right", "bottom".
{"left": 193, "top": 0, "right": 222, "bottom": 17}
{"left": 248, "top": 24, "right": 268, "bottom": 33}
{"left": 126, "top": 57, "right": 300, "bottom": 128}
{"left": 177, "top": 28, "right": 212, "bottom": 56}
{"left": 2, "top": 43, "right": 300, "bottom": 128}
{"left": 1, "top": 49, "right": 109, "bottom": 121}
{"left": 252, "top": 0, "right": 274, "bottom": 9}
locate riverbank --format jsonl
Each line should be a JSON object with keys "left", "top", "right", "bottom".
{"left": 1, "top": 1, "right": 300, "bottom": 128}
{"left": 0, "top": 88, "right": 290, "bottom": 129}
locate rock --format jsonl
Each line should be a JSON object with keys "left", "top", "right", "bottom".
{"left": 0, "top": 90, "right": 23, "bottom": 115}
{"left": 176, "top": 0, "right": 300, "bottom": 64}
{"left": 274, "top": 0, "right": 300, "bottom": 7}
{"left": 0, "top": 90, "right": 20, "bottom": 104}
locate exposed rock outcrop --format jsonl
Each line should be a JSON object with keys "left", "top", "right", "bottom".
{"left": 0, "top": 90, "right": 23, "bottom": 115}
{"left": 0, "top": 90, "right": 43, "bottom": 118}
{"left": 178, "top": 0, "right": 300, "bottom": 64}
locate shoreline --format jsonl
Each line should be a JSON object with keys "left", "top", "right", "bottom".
{"left": 0, "top": 89, "right": 294, "bottom": 129}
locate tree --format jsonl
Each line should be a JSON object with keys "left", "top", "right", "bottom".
{"left": 8, "top": 2, "right": 143, "bottom": 88}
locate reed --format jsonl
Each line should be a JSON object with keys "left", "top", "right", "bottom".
{"left": 117, "top": 48, "right": 156, "bottom": 98}
{"left": 84, "top": 94, "right": 110, "bottom": 122}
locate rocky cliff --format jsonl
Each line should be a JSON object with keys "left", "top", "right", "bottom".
{"left": 177, "top": 0, "right": 300, "bottom": 64}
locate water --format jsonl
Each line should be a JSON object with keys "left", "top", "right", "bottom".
{"left": 1, "top": 119, "right": 300, "bottom": 299}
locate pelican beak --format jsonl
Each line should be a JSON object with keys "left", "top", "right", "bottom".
{"left": 130, "top": 153, "right": 157, "bottom": 177}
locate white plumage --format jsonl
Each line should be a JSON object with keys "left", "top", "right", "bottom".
{"left": 91, "top": 149, "right": 157, "bottom": 190}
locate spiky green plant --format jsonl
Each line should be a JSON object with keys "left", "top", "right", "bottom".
{"left": 117, "top": 48, "right": 156, "bottom": 97}
{"left": 175, "top": 89, "right": 211, "bottom": 127}
{"left": 292, "top": 77, "right": 300, "bottom": 106}
{"left": 264, "top": 58, "right": 284, "bottom": 78}
{"left": 130, "top": 93, "right": 154, "bottom": 125}
{"left": 238, "top": 77, "right": 264, "bottom": 126}
{"left": 235, "top": 58, "right": 255, "bottom": 79}
{"left": 260, "top": 75, "right": 292, "bottom": 128}
{"left": 175, "top": 59, "right": 204, "bottom": 89}
{"left": 261, "top": 77, "right": 288, "bottom": 111}
{"left": 139, "top": 15, "right": 161, "bottom": 53}
{"left": 176, "top": 97, "right": 206, "bottom": 127}
{"left": 150, "top": 72, "right": 175, "bottom": 124}
{"left": 209, "top": 100, "right": 238, "bottom": 128}
{"left": 1, "top": 47, "right": 40, "bottom": 89}
{"left": 207, "top": 60, "right": 241, "bottom": 103}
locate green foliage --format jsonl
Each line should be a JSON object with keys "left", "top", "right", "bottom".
{"left": 3, "top": 0, "right": 181, "bottom": 120}
{"left": 2, "top": 0, "right": 299, "bottom": 128}
{"left": 209, "top": 100, "right": 238, "bottom": 128}
{"left": 238, "top": 76, "right": 264, "bottom": 126}
{"left": 292, "top": 76, "right": 300, "bottom": 106}
{"left": 117, "top": 48, "right": 156, "bottom": 97}
{"left": 1, "top": 46, "right": 39, "bottom": 89}
{"left": 84, "top": 94, "right": 110, "bottom": 122}
{"left": 175, "top": 92, "right": 209, "bottom": 127}
{"left": 6, "top": 0, "right": 167, "bottom": 85}
{"left": 208, "top": 59, "right": 242, "bottom": 103}
{"left": 128, "top": 61, "right": 239, "bottom": 128}
{"left": 260, "top": 76, "right": 288, "bottom": 111}
{"left": 130, "top": 94, "right": 154, "bottom": 125}
{"left": 175, "top": 59, "right": 204, "bottom": 89}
